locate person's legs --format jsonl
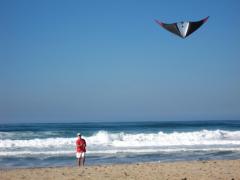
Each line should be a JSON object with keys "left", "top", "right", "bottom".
{"left": 77, "top": 158, "right": 81, "bottom": 166}
{"left": 76, "top": 153, "right": 81, "bottom": 167}
{"left": 80, "top": 153, "right": 85, "bottom": 166}
{"left": 82, "top": 156, "right": 85, "bottom": 166}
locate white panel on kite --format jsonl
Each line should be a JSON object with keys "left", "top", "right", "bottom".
{"left": 177, "top": 22, "right": 189, "bottom": 38}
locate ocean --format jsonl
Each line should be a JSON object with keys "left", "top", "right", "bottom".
{"left": 0, "top": 120, "right": 240, "bottom": 168}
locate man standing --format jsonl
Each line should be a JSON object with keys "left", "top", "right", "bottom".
{"left": 76, "top": 133, "right": 86, "bottom": 167}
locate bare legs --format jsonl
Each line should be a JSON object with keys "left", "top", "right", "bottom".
{"left": 77, "top": 154, "right": 85, "bottom": 167}
{"left": 77, "top": 158, "right": 81, "bottom": 167}
{"left": 81, "top": 156, "right": 85, "bottom": 166}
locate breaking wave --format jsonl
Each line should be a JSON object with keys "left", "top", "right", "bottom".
{"left": 1, "top": 130, "right": 240, "bottom": 157}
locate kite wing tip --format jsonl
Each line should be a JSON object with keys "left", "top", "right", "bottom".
{"left": 203, "top": 16, "right": 210, "bottom": 23}
{"left": 155, "top": 19, "right": 164, "bottom": 26}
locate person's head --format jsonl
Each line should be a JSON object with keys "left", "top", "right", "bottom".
{"left": 77, "top": 133, "right": 81, "bottom": 138}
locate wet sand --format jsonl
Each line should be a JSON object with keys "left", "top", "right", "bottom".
{"left": 1, "top": 159, "right": 239, "bottom": 180}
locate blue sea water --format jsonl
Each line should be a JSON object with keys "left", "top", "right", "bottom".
{"left": 0, "top": 120, "right": 240, "bottom": 168}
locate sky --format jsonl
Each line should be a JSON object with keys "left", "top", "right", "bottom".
{"left": 0, "top": 0, "right": 240, "bottom": 123}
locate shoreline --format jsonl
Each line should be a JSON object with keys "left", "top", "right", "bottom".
{"left": 1, "top": 159, "right": 239, "bottom": 180}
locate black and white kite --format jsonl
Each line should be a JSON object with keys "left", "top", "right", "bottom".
{"left": 155, "top": 16, "right": 209, "bottom": 38}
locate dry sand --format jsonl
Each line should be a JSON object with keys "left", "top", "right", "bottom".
{"left": 1, "top": 160, "right": 240, "bottom": 180}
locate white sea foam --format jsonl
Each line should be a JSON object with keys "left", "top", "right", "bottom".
{"left": 86, "top": 130, "right": 240, "bottom": 147}
{"left": 0, "top": 137, "right": 76, "bottom": 148}
{"left": 1, "top": 147, "right": 240, "bottom": 157}
{"left": 1, "top": 130, "right": 240, "bottom": 157}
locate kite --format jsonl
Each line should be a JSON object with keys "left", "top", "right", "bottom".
{"left": 155, "top": 16, "right": 209, "bottom": 38}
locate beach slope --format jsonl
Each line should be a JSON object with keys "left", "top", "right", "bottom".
{"left": 1, "top": 160, "right": 239, "bottom": 180}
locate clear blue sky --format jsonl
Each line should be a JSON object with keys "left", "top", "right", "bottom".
{"left": 1, "top": 0, "right": 240, "bottom": 123}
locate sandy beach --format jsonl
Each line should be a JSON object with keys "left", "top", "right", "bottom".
{"left": 1, "top": 159, "right": 239, "bottom": 180}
